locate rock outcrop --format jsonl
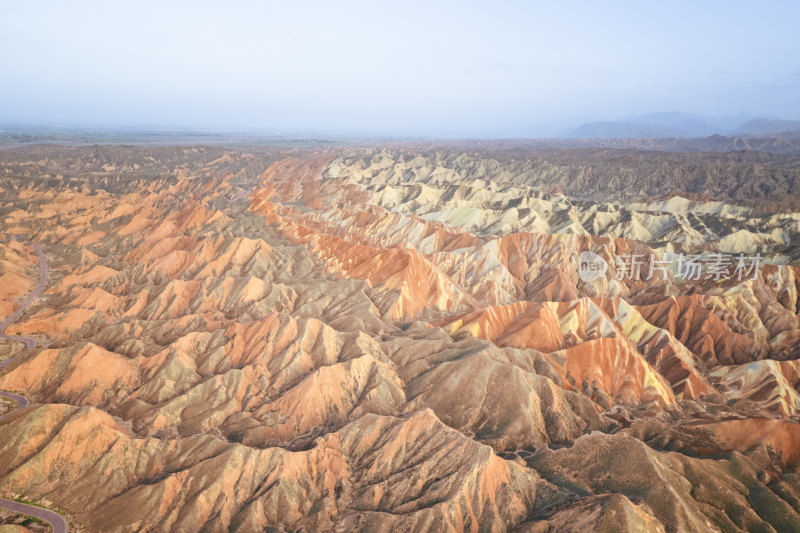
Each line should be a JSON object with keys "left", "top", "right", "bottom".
{"left": 0, "top": 144, "right": 799, "bottom": 532}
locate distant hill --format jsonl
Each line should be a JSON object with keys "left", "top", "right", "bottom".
{"left": 571, "top": 121, "right": 685, "bottom": 138}
{"left": 620, "top": 112, "right": 722, "bottom": 136}
{"left": 733, "top": 118, "right": 800, "bottom": 136}
{"left": 571, "top": 112, "right": 726, "bottom": 138}
{"left": 570, "top": 112, "right": 800, "bottom": 139}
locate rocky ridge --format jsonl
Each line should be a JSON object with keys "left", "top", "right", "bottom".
{"left": 0, "top": 145, "right": 799, "bottom": 531}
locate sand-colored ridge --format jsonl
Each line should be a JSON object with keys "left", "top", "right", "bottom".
{"left": 1, "top": 145, "right": 799, "bottom": 532}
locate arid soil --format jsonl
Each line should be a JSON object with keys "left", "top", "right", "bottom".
{"left": 1, "top": 144, "right": 799, "bottom": 532}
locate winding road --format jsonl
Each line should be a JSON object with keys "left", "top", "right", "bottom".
{"left": 0, "top": 390, "right": 28, "bottom": 419}
{"left": 0, "top": 242, "right": 69, "bottom": 532}
{"left": 0, "top": 497, "right": 68, "bottom": 533}
{"left": 0, "top": 244, "right": 47, "bottom": 356}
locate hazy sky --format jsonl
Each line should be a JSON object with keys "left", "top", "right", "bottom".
{"left": 1, "top": 1, "right": 799, "bottom": 137}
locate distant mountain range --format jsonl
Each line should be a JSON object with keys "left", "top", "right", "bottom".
{"left": 570, "top": 112, "right": 800, "bottom": 138}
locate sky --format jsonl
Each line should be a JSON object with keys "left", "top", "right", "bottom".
{"left": 1, "top": 0, "right": 799, "bottom": 137}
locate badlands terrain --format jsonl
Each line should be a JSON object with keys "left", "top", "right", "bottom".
{"left": 0, "top": 143, "right": 800, "bottom": 531}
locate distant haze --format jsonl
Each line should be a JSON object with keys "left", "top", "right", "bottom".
{"left": 1, "top": 1, "right": 799, "bottom": 137}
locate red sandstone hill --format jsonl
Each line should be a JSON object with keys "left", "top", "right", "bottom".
{"left": 0, "top": 145, "right": 799, "bottom": 532}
